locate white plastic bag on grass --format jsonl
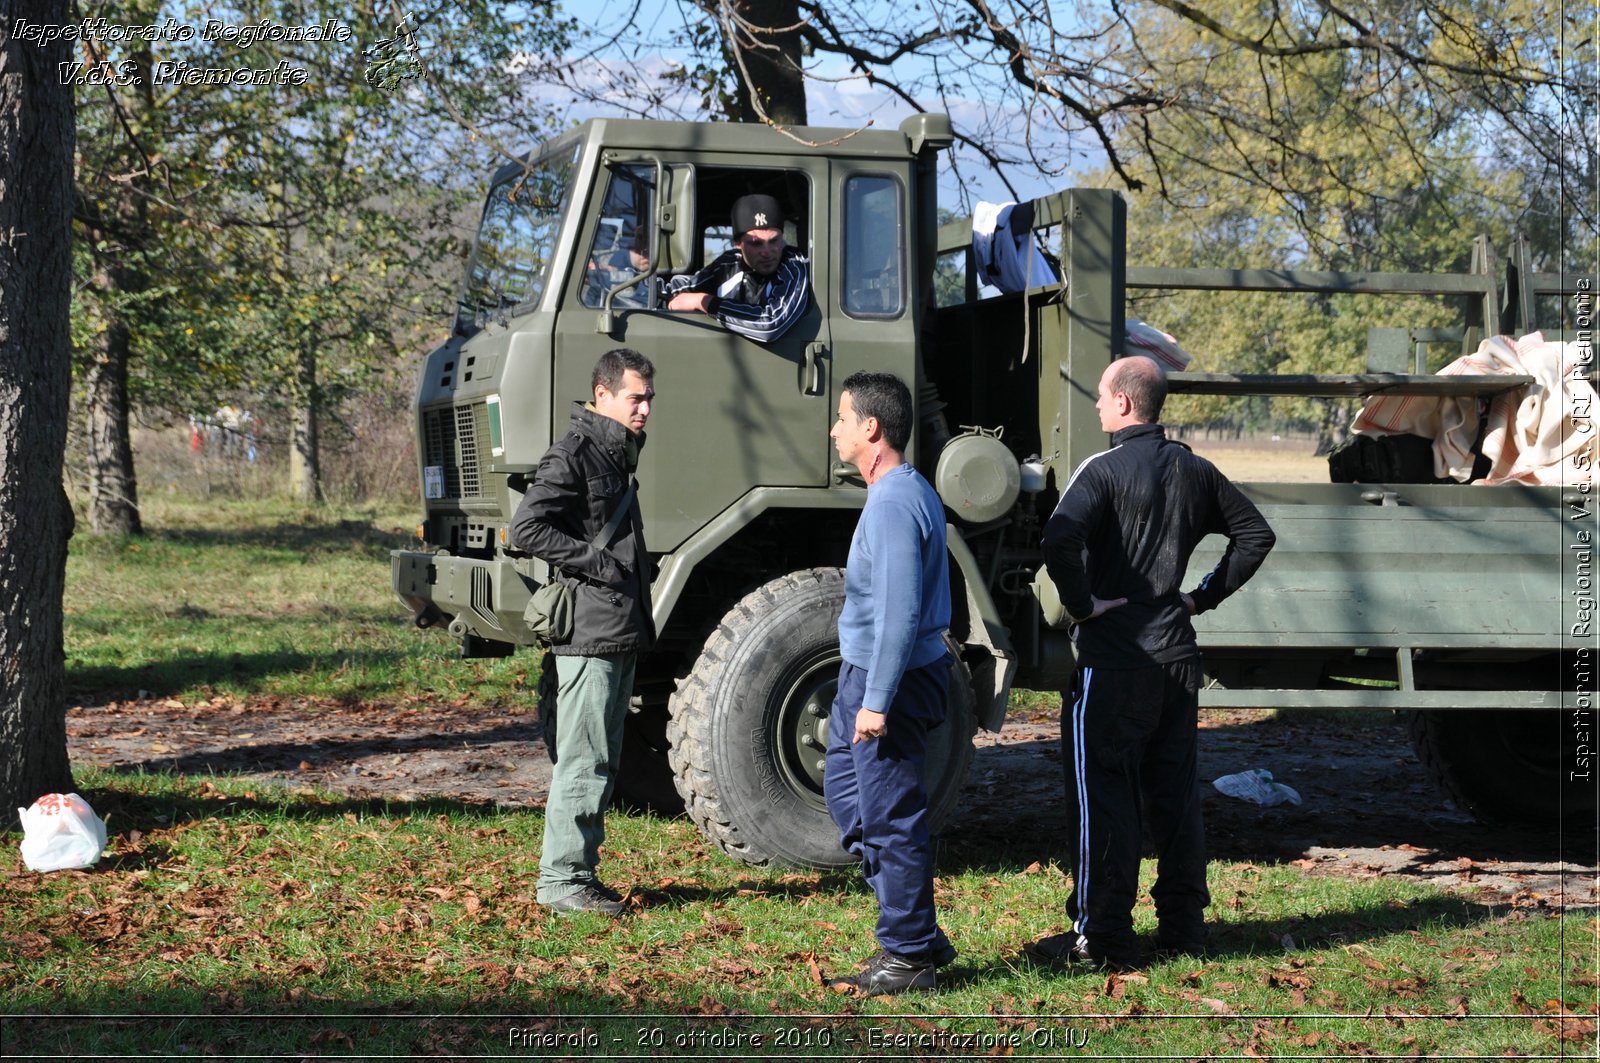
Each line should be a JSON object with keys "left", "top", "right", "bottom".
{"left": 18, "top": 793, "right": 107, "bottom": 872}
{"left": 1213, "top": 769, "right": 1302, "bottom": 808}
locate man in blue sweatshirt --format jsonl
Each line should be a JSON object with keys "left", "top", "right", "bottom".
{"left": 823, "top": 371, "right": 956, "bottom": 996}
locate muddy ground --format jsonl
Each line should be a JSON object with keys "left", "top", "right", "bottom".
{"left": 66, "top": 697, "right": 1597, "bottom": 908}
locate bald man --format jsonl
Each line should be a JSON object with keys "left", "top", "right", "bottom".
{"left": 1034, "top": 355, "right": 1275, "bottom": 970}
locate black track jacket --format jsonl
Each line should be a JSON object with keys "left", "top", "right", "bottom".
{"left": 1042, "top": 422, "right": 1275, "bottom": 668}
{"left": 660, "top": 246, "right": 811, "bottom": 343}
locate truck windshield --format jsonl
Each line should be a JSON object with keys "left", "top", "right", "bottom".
{"left": 456, "top": 145, "right": 577, "bottom": 334}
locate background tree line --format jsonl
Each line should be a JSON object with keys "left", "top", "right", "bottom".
{"left": 71, "top": 0, "right": 572, "bottom": 534}
{"left": 2, "top": 0, "right": 1589, "bottom": 809}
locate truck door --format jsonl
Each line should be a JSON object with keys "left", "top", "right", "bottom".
{"left": 550, "top": 159, "right": 832, "bottom": 553}
{"left": 826, "top": 164, "right": 919, "bottom": 455}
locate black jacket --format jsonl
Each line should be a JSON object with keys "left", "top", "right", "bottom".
{"left": 1042, "top": 422, "right": 1275, "bottom": 668}
{"left": 510, "top": 402, "right": 655, "bottom": 656}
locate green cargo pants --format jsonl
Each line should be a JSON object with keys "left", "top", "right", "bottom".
{"left": 537, "top": 651, "right": 635, "bottom": 903}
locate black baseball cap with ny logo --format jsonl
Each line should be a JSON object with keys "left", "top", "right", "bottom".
{"left": 732, "top": 194, "right": 784, "bottom": 238}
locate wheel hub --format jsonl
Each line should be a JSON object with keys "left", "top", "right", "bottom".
{"left": 774, "top": 657, "right": 838, "bottom": 809}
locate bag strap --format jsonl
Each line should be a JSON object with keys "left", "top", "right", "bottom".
{"left": 589, "top": 478, "right": 636, "bottom": 549}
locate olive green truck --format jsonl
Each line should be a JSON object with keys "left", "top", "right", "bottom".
{"left": 392, "top": 114, "right": 1594, "bottom": 868}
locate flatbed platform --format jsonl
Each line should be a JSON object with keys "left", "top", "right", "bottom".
{"left": 1167, "top": 372, "right": 1535, "bottom": 398}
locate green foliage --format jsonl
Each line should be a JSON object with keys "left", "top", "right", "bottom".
{"left": 1107, "top": 1, "right": 1547, "bottom": 270}
{"left": 1073, "top": 3, "right": 1557, "bottom": 436}
{"left": 622, "top": 0, "right": 1586, "bottom": 261}
{"left": 70, "top": 0, "right": 573, "bottom": 423}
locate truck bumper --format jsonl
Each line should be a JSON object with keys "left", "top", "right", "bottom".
{"left": 391, "top": 550, "right": 537, "bottom": 646}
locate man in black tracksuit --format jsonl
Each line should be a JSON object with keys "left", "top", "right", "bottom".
{"left": 1036, "top": 355, "right": 1275, "bottom": 969}
{"left": 663, "top": 194, "right": 811, "bottom": 344}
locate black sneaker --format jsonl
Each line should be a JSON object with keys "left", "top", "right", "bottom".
{"left": 542, "top": 884, "right": 626, "bottom": 917}
{"left": 1025, "top": 931, "right": 1140, "bottom": 972}
{"left": 828, "top": 949, "right": 937, "bottom": 996}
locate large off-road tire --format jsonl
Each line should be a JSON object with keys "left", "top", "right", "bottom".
{"left": 1410, "top": 709, "right": 1595, "bottom": 828}
{"left": 535, "top": 651, "right": 683, "bottom": 813}
{"left": 667, "top": 568, "right": 977, "bottom": 868}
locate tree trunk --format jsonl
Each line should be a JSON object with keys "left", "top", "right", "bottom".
{"left": 728, "top": 0, "right": 807, "bottom": 125}
{"left": 0, "top": 0, "right": 78, "bottom": 822}
{"left": 289, "top": 344, "right": 322, "bottom": 503}
{"left": 84, "top": 272, "right": 142, "bottom": 535}
{"left": 79, "top": 30, "right": 152, "bottom": 538}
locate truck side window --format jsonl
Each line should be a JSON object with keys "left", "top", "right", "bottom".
{"left": 696, "top": 221, "right": 798, "bottom": 264}
{"left": 843, "top": 175, "right": 904, "bottom": 318}
{"left": 580, "top": 164, "right": 657, "bottom": 309}
{"left": 700, "top": 225, "right": 735, "bottom": 264}
{"left": 684, "top": 168, "right": 806, "bottom": 269}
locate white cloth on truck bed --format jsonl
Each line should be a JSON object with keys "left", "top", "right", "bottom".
{"left": 1349, "top": 331, "right": 1595, "bottom": 485}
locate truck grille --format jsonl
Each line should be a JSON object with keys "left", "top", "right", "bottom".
{"left": 456, "top": 405, "right": 481, "bottom": 497}
{"left": 421, "top": 402, "right": 491, "bottom": 500}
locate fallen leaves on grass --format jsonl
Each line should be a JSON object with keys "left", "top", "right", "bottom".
{"left": 1537, "top": 1014, "right": 1599, "bottom": 1043}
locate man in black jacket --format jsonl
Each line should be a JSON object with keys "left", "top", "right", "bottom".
{"left": 511, "top": 348, "right": 656, "bottom": 917}
{"left": 1035, "top": 355, "right": 1275, "bottom": 969}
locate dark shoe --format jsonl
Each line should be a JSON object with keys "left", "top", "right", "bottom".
{"left": 1025, "top": 931, "right": 1140, "bottom": 972}
{"left": 542, "top": 884, "right": 625, "bottom": 917}
{"left": 590, "top": 880, "right": 624, "bottom": 903}
{"left": 828, "top": 949, "right": 936, "bottom": 996}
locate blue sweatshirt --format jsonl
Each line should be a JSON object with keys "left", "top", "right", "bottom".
{"left": 838, "top": 463, "right": 952, "bottom": 714}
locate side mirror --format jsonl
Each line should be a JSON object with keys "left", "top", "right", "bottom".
{"left": 659, "top": 164, "right": 695, "bottom": 275}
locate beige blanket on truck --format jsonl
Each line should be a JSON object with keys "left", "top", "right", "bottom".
{"left": 1350, "top": 332, "right": 1597, "bottom": 486}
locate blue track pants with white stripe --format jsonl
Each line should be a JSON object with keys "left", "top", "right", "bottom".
{"left": 1062, "top": 658, "right": 1209, "bottom": 956}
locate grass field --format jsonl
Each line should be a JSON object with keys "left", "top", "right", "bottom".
{"left": 60, "top": 495, "right": 534, "bottom": 709}
{"left": 1183, "top": 436, "right": 1329, "bottom": 483}
{"left": 2, "top": 494, "right": 1593, "bottom": 1058}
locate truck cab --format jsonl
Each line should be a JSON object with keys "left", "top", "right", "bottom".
{"left": 395, "top": 115, "right": 988, "bottom": 866}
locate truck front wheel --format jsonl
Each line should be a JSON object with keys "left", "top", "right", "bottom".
{"left": 668, "top": 568, "right": 977, "bottom": 868}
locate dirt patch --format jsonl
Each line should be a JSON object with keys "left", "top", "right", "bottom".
{"left": 66, "top": 698, "right": 1596, "bottom": 908}
{"left": 969, "top": 708, "right": 1597, "bottom": 909}
{"left": 67, "top": 697, "right": 551, "bottom": 807}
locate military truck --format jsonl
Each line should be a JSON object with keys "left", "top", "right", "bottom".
{"left": 392, "top": 113, "right": 1593, "bottom": 868}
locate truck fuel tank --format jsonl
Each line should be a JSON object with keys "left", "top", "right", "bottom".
{"left": 935, "top": 429, "right": 1021, "bottom": 525}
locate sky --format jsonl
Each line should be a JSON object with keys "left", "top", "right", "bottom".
{"left": 506, "top": 0, "right": 1097, "bottom": 211}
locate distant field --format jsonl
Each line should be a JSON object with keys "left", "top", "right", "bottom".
{"left": 1181, "top": 435, "right": 1328, "bottom": 483}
